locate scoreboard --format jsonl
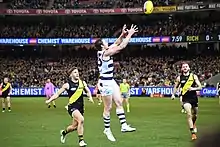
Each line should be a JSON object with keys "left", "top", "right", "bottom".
{"left": 171, "top": 34, "right": 220, "bottom": 43}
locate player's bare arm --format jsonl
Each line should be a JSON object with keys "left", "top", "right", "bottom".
{"left": 171, "top": 76, "right": 180, "bottom": 99}
{"left": 111, "top": 24, "right": 127, "bottom": 46}
{"left": 83, "top": 81, "right": 94, "bottom": 103}
{"left": 189, "top": 75, "right": 202, "bottom": 91}
{"left": 46, "top": 83, "right": 69, "bottom": 104}
{"left": 104, "top": 24, "right": 138, "bottom": 57}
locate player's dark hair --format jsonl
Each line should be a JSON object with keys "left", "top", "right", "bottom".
{"left": 181, "top": 61, "right": 190, "bottom": 67}
{"left": 94, "top": 39, "right": 103, "bottom": 51}
{"left": 67, "top": 67, "right": 78, "bottom": 77}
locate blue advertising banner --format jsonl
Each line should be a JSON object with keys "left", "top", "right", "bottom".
{"left": 0, "top": 36, "right": 170, "bottom": 45}
{"left": 8, "top": 87, "right": 218, "bottom": 97}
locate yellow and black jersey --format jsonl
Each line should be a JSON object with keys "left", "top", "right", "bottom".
{"left": 1, "top": 82, "right": 11, "bottom": 98}
{"left": 1, "top": 82, "right": 11, "bottom": 94}
{"left": 180, "top": 73, "right": 198, "bottom": 104}
{"left": 66, "top": 79, "right": 85, "bottom": 115}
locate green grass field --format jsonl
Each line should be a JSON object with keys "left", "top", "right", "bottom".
{"left": 0, "top": 97, "right": 219, "bottom": 147}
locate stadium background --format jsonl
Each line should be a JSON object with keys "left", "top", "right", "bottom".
{"left": 0, "top": 0, "right": 220, "bottom": 147}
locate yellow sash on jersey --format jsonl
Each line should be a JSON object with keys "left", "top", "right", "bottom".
{"left": 182, "top": 73, "right": 194, "bottom": 95}
{"left": 68, "top": 80, "right": 84, "bottom": 104}
{"left": 2, "top": 83, "right": 10, "bottom": 92}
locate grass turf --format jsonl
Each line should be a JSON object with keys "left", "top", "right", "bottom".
{"left": 0, "top": 97, "right": 219, "bottom": 147}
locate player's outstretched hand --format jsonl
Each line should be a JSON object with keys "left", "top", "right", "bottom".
{"left": 127, "top": 24, "right": 138, "bottom": 35}
{"left": 122, "top": 24, "right": 127, "bottom": 35}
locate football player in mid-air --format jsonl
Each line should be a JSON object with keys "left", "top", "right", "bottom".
{"left": 172, "top": 63, "right": 202, "bottom": 140}
{"left": 46, "top": 67, "right": 94, "bottom": 147}
{"left": 94, "top": 24, "right": 138, "bottom": 142}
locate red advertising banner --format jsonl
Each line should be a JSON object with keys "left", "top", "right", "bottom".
{"left": 0, "top": 8, "right": 143, "bottom": 15}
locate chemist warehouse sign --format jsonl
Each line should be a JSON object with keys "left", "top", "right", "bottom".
{"left": 9, "top": 87, "right": 217, "bottom": 97}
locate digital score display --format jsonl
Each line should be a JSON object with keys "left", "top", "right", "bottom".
{"left": 171, "top": 34, "right": 220, "bottom": 42}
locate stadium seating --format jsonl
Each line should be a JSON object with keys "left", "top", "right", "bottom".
{"left": 0, "top": 46, "right": 219, "bottom": 87}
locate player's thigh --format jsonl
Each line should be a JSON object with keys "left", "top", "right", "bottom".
{"left": 6, "top": 96, "right": 11, "bottom": 102}
{"left": 183, "top": 102, "right": 192, "bottom": 114}
{"left": 112, "top": 81, "right": 122, "bottom": 106}
{"left": 100, "top": 86, "right": 113, "bottom": 108}
{"left": 72, "top": 109, "right": 84, "bottom": 123}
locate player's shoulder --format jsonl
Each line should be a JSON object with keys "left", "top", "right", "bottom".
{"left": 81, "top": 80, "right": 87, "bottom": 86}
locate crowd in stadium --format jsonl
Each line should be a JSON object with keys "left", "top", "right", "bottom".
{"left": 0, "top": 46, "right": 219, "bottom": 88}
{"left": 0, "top": 19, "right": 219, "bottom": 38}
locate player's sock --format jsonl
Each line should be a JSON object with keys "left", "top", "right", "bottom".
{"left": 78, "top": 135, "right": 84, "bottom": 142}
{"left": 190, "top": 128, "right": 195, "bottom": 134}
{"left": 8, "top": 107, "right": 11, "bottom": 111}
{"left": 53, "top": 105, "right": 56, "bottom": 108}
{"left": 62, "top": 130, "right": 69, "bottom": 136}
{"left": 103, "top": 115, "right": 110, "bottom": 130}
{"left": 48, "top": 105, "right": 51, "bottom": 108}
{"left": 116, "top": 108, "right": 127, "bottom": 128}
{"left": 2, "top": 108, "right": 5, "bottom": 111}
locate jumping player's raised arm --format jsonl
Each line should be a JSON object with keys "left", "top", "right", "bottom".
{"left": 171, "top": 76, "right": 180, "bottom": 100}
{"left": 112, "top": 24, "right": 127, "bottom": 46}
{"left": 46, "top": 83, "right": 69, "bottom": 104}
{"left": 104, "top": 25, "right": 138, "bottom": 56}
{"left": 83, "top": 81, "right": 94, "bottom": 103}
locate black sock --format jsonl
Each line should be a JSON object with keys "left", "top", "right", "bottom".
{"left": 78, "top": 135, "right": 84, "bottom": 142}
{"left": 53, "top": 105, "right": 56, "bottom": 108}
{"left": 62, "top": 130, "right": 68, "bottom": 136}
{"left": 182, "top": 105, "right": 184, "bottom": 109}
{"left": 190, "top": 128, "right": 195, "bottom": 134}
{"left": 3, "top": 108, "right": 5, "bottom": 111}
{"left": 8, "top": 107, "right": 11, "bottom": 110}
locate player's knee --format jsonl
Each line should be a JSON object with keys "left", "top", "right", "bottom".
{"left": 6, "top": 99, "right": 10, "bottom": 103}
{"left": 115, "top": 99, "right": 123, "bottom": 107}
{"left": 78, "top": 117, "right": 84, "bottom": 125}
{"left": 104, "top": 105, "right": 112, "bottom": 112}
{"left": 187, "top": 112, "right": 193, "bottom": 118}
